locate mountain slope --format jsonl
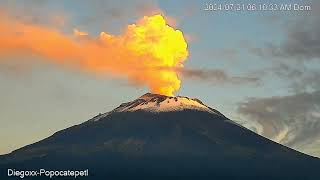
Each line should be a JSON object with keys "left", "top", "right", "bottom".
{"left": 1, "top": 93, "right": 319, "bottom": 179}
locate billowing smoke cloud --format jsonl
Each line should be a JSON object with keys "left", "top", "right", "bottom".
{"left": 0, "top": 13, "right": 188, "bottom": 96}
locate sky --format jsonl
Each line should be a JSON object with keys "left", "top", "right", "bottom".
{"left": 0, "top": 0, "right": 319, "bottom": 158}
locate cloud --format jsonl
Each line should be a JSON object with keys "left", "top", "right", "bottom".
{"left": 243, "top": 9, "right": 320, "bottom": 102}
{"left": 240, "top": 5, "right": 320, "bottom": 157}
{"left": 249, "top": 3, "right": 320, "bottom": 61}
{"left": 178, "top": 68, "right": 260, "bottom": 85}
{"left": 73, "top": 28, "right": 88, "bottom": 36}
{"left": 237, "top": 91, "right": 320, "bottom": 157}
{"left": 273, "top": 64, "right": 320, "bottom": 93}
{"left": 249, "top": 62, "right": 320, "bottom": 93}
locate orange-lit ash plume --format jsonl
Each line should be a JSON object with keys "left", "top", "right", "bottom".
{"left": 0, "top": 13, "right": 188, "bottom": 96}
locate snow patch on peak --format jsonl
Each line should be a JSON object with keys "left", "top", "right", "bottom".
{"left": 113, "top": 93, "right": 217, "bottom": 114}
{"left": 90, "top": 93, "right": 224, "bottom": 122}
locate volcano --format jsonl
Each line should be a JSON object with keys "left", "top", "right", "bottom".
{"left": 0, "top": 93, "right": 319, "bottom": 179}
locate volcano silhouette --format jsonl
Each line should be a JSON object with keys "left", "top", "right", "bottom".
{"left": 1, "top": 93, "right": 319, "bottom": 179}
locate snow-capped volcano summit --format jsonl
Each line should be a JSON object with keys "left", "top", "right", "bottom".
{"left": 112, "top": 93, "right": 219, "bottom": 114}
{"left": 90, "top": 93, "right": 224, "bottom": 122}
{"left": 1, "top": 93, "right": 319, "bottom": 179}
